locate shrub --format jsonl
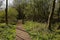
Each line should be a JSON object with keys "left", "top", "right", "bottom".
{"left": 0, "top": 23, "right": 16, "bottom": 40}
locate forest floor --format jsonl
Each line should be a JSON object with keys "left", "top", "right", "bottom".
{"left": 16, "top": 20, "right": 31, "bottom": 40}
{"left": 0, "top": 21, "right": 60, "bottom": 40}
{"left": 23, "top": 21, "right": 60, "bottom": 40}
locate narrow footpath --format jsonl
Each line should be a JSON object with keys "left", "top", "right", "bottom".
{"left": 16, "top": 20, "right": 31, "bottom": 40}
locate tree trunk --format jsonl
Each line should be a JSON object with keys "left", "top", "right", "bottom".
{"left": 17, "top": 7, "right": 25, "bottom": 24}
{"left": 5, "top": 0, "right": 8, "bottom": 24}
{"left": 58, "top": 8, "right": 60, "bottom": 22}
{"left": 47, "top": 0, "right": 56, "bottom": 31}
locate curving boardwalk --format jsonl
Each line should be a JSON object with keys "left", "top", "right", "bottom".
{"left": 16, "top": 20, "right": 31, "bottom": 40}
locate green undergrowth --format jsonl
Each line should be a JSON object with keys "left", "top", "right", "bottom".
{"left": 0, "top": 23, "right": 16, "bottom": 40}
{"left": 0, "top": 21, "right": 60, "bottom": 40}
{"left": 24, "top": 21, "right": 60, "bottom": 40}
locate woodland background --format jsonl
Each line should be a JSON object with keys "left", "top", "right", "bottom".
{"left": 0, "top": 0, "right": 60, "bottom": 40}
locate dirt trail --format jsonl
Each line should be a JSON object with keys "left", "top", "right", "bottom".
{"left": 16, "top": 20, "right": 31, "bottom": 40}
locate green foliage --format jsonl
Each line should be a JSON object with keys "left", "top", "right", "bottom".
{"left": 24, "top": 21, "right": 60, "bottom": 40}
{"left": 0, "top": 23, "right": 16, "bottom": 40}
{"left": 0, "top": 11, "right": 5, "bottom": 23}
{"left": 0, "top": 7, "right": 18, "bottom": 24}
{"left": 0, "top": 0, "right": 60, "bottom": 40}
{"left": 13, "top": 0, "right": 60, "bottom": 22}
{"left": 8, "top": 7, "right": 18, "bottom": 24}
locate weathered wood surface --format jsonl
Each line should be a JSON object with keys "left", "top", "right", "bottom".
{"left": 16, "top": 20, "right": 31, "bottom": 40}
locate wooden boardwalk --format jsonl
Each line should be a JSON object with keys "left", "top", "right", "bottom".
{"left": 16, "top": 20, "right": 31, "bottom": 40}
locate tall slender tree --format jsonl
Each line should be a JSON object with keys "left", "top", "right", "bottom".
{"left": 47, "top": 0, "right": 56, "bottom": 31}
{"left": 5, "top": 0, "right": 8, "bottom": 24}
{"left": 58, "top": 0, "right": 60, "bottom": 22}
{"left": 13, "top": 0, "right": 25, "bottom": 24}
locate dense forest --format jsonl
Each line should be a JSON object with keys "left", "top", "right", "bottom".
{"left": 0, "top": 0, "right": 60, "bottom": 40}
